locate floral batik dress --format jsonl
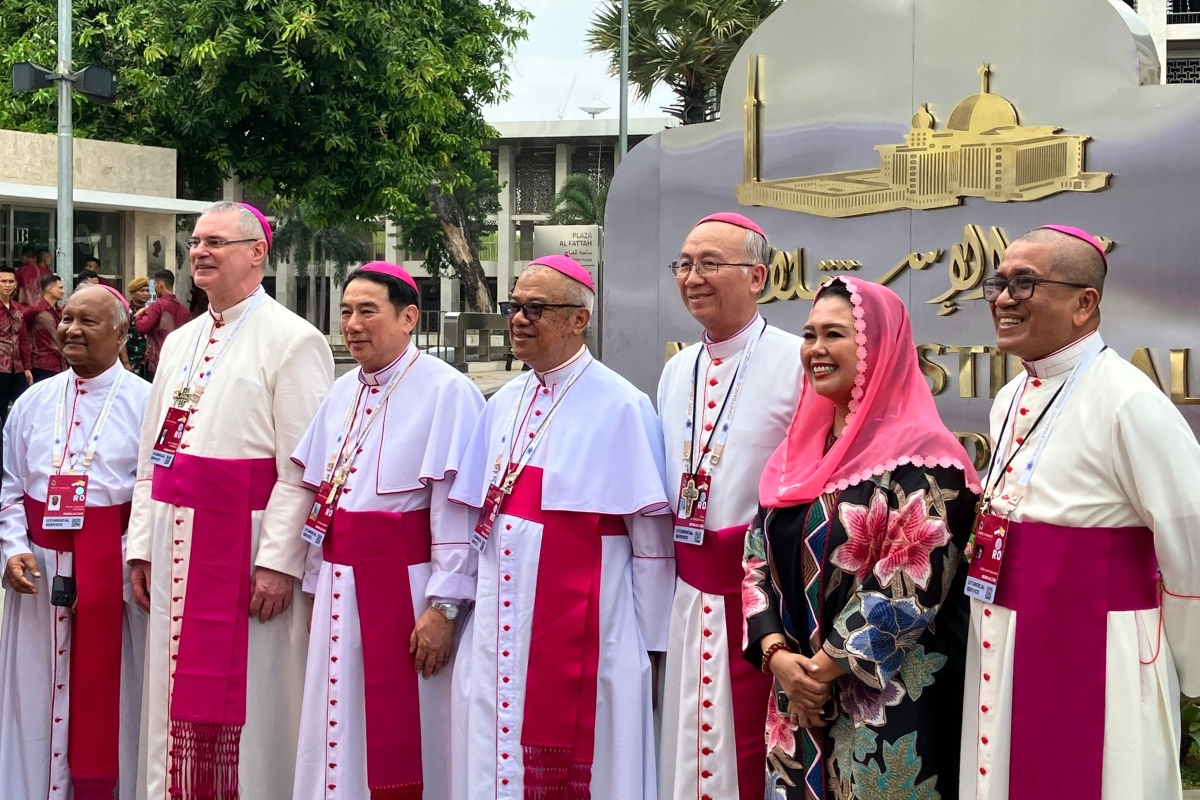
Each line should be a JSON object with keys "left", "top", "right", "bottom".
{"left": 743, "top": 464, "right": 977, "bottom": 800}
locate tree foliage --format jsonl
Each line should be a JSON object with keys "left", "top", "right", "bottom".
{"left": 548, "top": 173, "right": 608, "bottom": 226}
{"left": 586, "top": 0, "right": 780, "bottom": 124}
{"left": 1, "top": 0, "right": 529, "bottom": 310}
{"left": 270, "top": 203, "right": 373, "bottom": 284}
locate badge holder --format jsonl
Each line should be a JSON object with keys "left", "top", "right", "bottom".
{"left": 964, "top": 512, "right": 1008, "bottom": 604}
{"left": 43, "top": 474, "right": 88, "bottom": 531}
{"left": 472, "top": 483, "right": 508, "bottom": 552}
{"left": 301, "top": 480, "right": 341, "bottom": 546}
{"left": 150, "top": 406, "right": 190, "bottom": 467}
{"left": 672, "top": 472, "right": 710, "bottom": 545}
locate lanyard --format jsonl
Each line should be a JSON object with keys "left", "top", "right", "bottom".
{"left": 683, "top": 319, "right": 766, "bottom": 476}
{"left": 490, "top": 358, "right": 591, "bottom": 494}
{"left": 172, "top": 290, "right": 266, "bottom": 408}
{"left": 321, "top": 349, "right": 421, "bottom": 495}
{"left": 985, "top": 335, "right": 1106, "bottom": 513}
{"left": 52, "top": 370, "right": 125, "bottom": 473}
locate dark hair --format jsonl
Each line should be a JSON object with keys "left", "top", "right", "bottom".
{"left": 0, "top": 267, "right": 15, "bottom": 277}
{"left": 76, "top": 269, "right": 99, "bottom": 287}
{"left": 85, "top": 256, "right": 102, "bottom": 267}
{"left": 816, "top": 278, "right": 854, "bottom": 303}
{"left": 20, "top": 247, "right": 36, "bottom": 260}
{"left": 344, "top": 268, "right": 418, "bottom": 313}
{"left": 154, "top": 269, "right": 176, "bottom": 289}
{"left": 41, "top": 273, "right": 62, "bottom": 291}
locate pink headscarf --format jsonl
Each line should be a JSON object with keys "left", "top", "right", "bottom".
{"left": 759, "top": 277, "right": 980, "bottom": 508}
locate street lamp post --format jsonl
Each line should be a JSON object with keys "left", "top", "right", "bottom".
{"left": 619, "top": 0, "right": 629, "bottom": 159}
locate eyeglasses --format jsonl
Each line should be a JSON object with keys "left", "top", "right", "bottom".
{"left": 668, "top": 260, "right": 759, "bottom": 277}
{"left": 505, "top": 302, "right": 584, "bottom": 322}
{"left": 186, "top": 237, "right": 260, "bottom": 250}
{"left": 982, "top": 275, "right": 1092, "bottom": 302}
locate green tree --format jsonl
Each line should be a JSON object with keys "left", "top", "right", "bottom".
{"left": 0, "top": 0, "right": 529, "bottom": 310}
{"left": 270, "top": 203, "right": 373, "bottom": 284}
{"left": 548, "top": 173, "right": 608, "bottom": 226}
{"left": 586, "top": 0, "right": 781, "bottom": 124}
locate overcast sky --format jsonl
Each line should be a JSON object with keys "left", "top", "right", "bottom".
{"left": 485, "top": 0, "right": 675, "bottom": 122}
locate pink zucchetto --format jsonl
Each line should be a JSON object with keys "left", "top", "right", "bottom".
{"left": 95, "top": 284, "right": 130, "bottom": 312}
{"left": 1038, "top": 225, "right": 1108, "bottom": 272}
{"left": 360, "top": 261, "right": 419, "bottom": 294}
{"left": 237, "top": 203, "right": 273, "bottom": 252}
{"left": 528, "top": 254, "right": 595, "bottom": 292}
{"left": 694, "top": 212, "right": 766, "bottom": 238}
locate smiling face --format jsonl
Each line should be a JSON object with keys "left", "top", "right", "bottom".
{"left": 340, "top": 277, "right": 418, "bottom": 373}
{"left": 802, "top": 294, "right": 858, "bottom": 410}
{"left": 676, "top": 222, "right": 767, "bottom": 341}
{"left": 509, "top": 267, "right": 591, "bottom": 373}
{"left": 189, "top": 209, "right": 266, "bottom": 301}
{"left": 56, "top": 286, "right": 125, "bottom": 376}
{"left": 991, "top": 239, "right": 1099, "bottom": 361}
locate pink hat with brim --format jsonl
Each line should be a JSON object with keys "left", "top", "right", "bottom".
{"left": 360, "top": 261, "right": 419, "bottom": 294}
{"left": 238, "top": 203, "right": 273, "bottom": 251}
{"left": 529, "top": 254, "right": 595, "bottom": 292}
{"left": 1038, "top": 225, "right": 1107, "bottom": 272}
{"left": 695, "top": 212, "right": 765, "bottom": 237}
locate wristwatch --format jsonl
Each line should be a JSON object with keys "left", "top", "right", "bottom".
{"left": 430, "top": 601, "right": 459, "bottom": 621}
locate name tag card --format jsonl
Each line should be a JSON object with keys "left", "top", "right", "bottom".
{"left": 471, "top": 484, "right": 507, "bottom": 553}
{"left": 965, "top": 514, "right": 1007, "bottom": 604}
{"left": 43, "top": 474, "right": 87, "bottom": 530}
{"left": 150, "top": 407, "right": 190, "bottom": 468}
{"left": 672, "top": 472, "right": 710, "bottom": 546}
{"left": 300, "top": 481, "right": 340, "bottom": 546}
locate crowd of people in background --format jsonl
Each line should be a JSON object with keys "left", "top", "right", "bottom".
{"left": 0, "top": 203, "right": 1194, "bottom": 800}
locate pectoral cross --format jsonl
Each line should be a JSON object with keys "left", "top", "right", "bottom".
{"left": 172, "top": 386, "right": 192, "bottom": 407}
{"left": 328, "top": 469, "right": 348, "bottom": 503}
{"left": 680, "top": 477, "right": 700, "bottom": 519}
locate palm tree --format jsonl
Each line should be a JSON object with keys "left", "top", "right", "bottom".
{"left": 587, "top": 0, "right": 782, "bottom": 124}
{"left": 269, "top": 204, "right": 374, "bottom": 285}
{"left": 548, "top": 174, "right": 609, "bottom": 226}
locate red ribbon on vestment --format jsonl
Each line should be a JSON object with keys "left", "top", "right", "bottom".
{"left": 24, "top": 495, "right": 130, "bottom": 800}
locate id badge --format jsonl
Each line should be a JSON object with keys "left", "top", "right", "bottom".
{"left": 150, "top": 407, "right": 190, "bottom": 468}
{"left": 300, "top": 481, "right": 340, "bottom": 546}
{"left": 43, "top": 474, "right": 87, "bottom": 530}
{"left": 964, "top": 514, "right": 1007, "bottom": 604}
{"left": 672, "top": 472, "right": 710, "bottom": 546}
{"left": 471, "top": 484, "right": 507, "bottom": 553}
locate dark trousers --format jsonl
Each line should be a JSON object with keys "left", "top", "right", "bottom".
{"left": 31, "top": 368, "right": 59, "bottom": 383}
{"left": 0, "top": 371, "right": 28, "bottom": 423}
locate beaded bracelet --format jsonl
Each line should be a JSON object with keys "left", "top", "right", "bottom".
{"left": 761, "top": 641, "right": 790, "bottom": 675}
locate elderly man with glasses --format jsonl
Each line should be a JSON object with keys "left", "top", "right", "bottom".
{"left": 655, "top": 212, "right": 803, "bottom": 800}
{"left": 961, "top": 225, "right": 1200, "bottom": 800}
{"left": 447, "top": 254, "right": 674, "bottom": 800}
{"left": 127, "top": 201, "right": 334, "bottom": 800}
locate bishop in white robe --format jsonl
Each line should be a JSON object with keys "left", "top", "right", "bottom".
{"left": 962, "top": 226, "right": 1200, "bottom": 800}
{"left": 291, "top": 263, "right": 484, "bottom": 800}
{"left": 0, "top": 285, "right": 151, "bottom": 800}
{"left": 127, "top": 203, "right": 334, "bottom": 800}
{"left": 656, "top": 213, "right": 802, "bottom": 800}
{"left": 448, "top": 255, "right": 675, "bottom": 800}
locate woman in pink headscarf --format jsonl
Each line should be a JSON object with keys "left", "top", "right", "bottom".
{"left": 742, "top": 277, "right": 980, "bottom": 800}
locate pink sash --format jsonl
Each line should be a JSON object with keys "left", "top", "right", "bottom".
{"left": 323, "top": 507, "right": 431, "bottom": 800}
{"left": 676, "top": 524, "right": 771, "bottom": 800}
{"left": 989, "top": 517, "right": 1159, "bottom": 799}
{"left": 500, "top": 467, "right": 625, "bottom": 800}
{"left": 25, "top": 496, "right": 129, "bottom": 800}
{"left": 151, "top": 453, "right": 276, "bottom": 800}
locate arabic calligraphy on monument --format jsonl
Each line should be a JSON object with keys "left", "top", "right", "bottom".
{"left": 736, "top": 58, "right": 1110, "bottom": 218}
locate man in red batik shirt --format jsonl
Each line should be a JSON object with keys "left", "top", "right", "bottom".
{"left": 23, "top": 274, "right": 65, "bottom": 382}
{"left": 133, "top": 270, "right": 191, "bottom": 382}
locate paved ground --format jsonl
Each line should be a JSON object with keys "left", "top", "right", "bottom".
{"left": 335, "top": 359, "right": 527, "bottom": 397}
{"left": 1185, "top": 789, "right": 1200, "bottom": 798}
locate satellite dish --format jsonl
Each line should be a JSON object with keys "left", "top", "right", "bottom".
{"left": 579, "top": 95, "right": 611, "bottom": 119}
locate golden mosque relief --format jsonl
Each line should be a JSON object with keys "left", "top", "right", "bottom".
{"left": 736, "top": 59, "right": 1112, "bottom": 218}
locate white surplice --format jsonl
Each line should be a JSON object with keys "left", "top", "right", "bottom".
{"left": 447, "top": 347, "right": 675, "bottom": 800}
{"left": 655, "top": 317, "right": 802, "bottom": 800}
{"left": 962, "top": 332, "right": 1200, "bottom": 800}
{"left": 0, "top": 362, "right": 151, "bottom": 800}
{"left": 127, "top": 288, "right": 334, "bottom": 800}
{"left": 290, "top": 343, "right": 484, "bottom": 800}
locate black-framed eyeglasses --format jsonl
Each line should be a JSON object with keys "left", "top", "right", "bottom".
{"left": 982, "top": 275, "right": 1092, "bottom": 302}
{"left": 505, "top": 302, "right": 584, "bottom": 322}
{"left": 668, "top": 260, "right": 759, "bottom": 277}
{"left": 185, "top": 237, "right": 260, "bottom": 250}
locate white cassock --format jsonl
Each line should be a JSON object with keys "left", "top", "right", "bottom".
{"left": 127, "top": 288, "right": 334, "bottom": 800}
{"left": 655, "top": 316, "right": 802, "bottom": 800}
{"left": 447, "top": 347, "right": 675, "bottom": 800}
{"left": 961, "top": 332, "right": 1200, "bottom": 800}
{"left": 0, "top": 362, "right": 150, "bottom": 800}
{"left": 291, "top": 343, "right": 484, "bottom": 800}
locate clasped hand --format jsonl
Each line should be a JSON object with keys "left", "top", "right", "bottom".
{"left": 771, "top": 652, "right": 834, "bottom": 729}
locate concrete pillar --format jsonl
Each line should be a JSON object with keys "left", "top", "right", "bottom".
{"left": 328, "top": 267, "right": 343, "bottom": 344}
{"left": 1139, "top": 0, "right": 1168, "bottom": 82}
{"left": 441, "top": 276, "right": 460, "bottom": 313}
{"left": 220, "top": 174, "right": 243, "bottom": 202}
{"left": 497, "top": 145, "right": 515, "bottom": 301}
{"left": 276, "top": 259, "right": 294, "bottom": 313}
{"left": 306, "top": 273, "right": 317, "bottom": 325}
{"left": 384, "top": 219, "right": 401, "bottom": 263}
{"left": 554, "top": 143, "right": 575, "bottom": 191}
